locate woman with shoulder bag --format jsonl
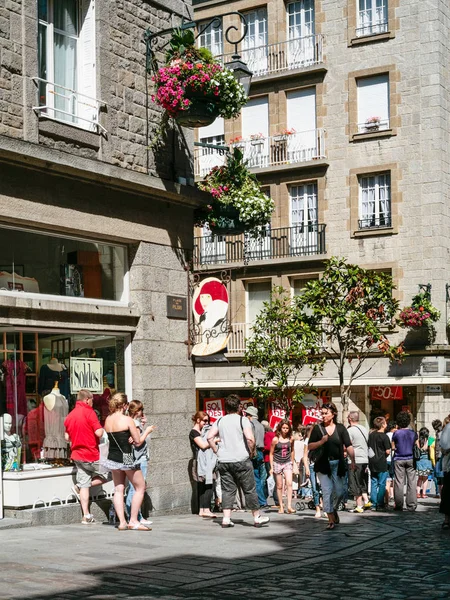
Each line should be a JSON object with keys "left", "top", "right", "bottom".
{"left": 308, "top": 403, "right": 356, "bottom": 530}
{"left": 189, "top": 411, "right": 217, "bottom": 518}
{"left": 103, "top": 393, "right": 150, "bottom": 531}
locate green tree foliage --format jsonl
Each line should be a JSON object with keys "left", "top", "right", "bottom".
{"left": 243, "top": 257, "right": 406, "bottom": 415}
{"left": 243, "top": 286, "right": 325, "bottom": 412}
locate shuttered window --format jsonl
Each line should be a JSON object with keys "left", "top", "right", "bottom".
{"left": 242, "top": 96, "right": 269, "bottom": 139}
{"left": 247, "top": 281, "right": 271, "bottom": 323}
{"left": 357, "top": 74, "right": 389, "bottom": 131}
{"left": 38, "top": 0, "right": 97, "bottom": 130}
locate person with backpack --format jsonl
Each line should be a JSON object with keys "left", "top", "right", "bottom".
{"left": 207, "top": 394, "right": 270, "bottom": 529}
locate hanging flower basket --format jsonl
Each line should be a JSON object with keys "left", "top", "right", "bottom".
{"left": 151, "top": 29, "right": 247, "bottom": 129}
{"left": 195, "top": 148, "right": 274, "bottom": 236}
{"left": 398, "top": 291, "right": 440, "bottom": 328}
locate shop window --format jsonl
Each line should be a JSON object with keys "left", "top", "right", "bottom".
{"left": 0, "top": 330, "right": 127, "bottom": 472}
{"left": 0, "top": 225, "right": 127, "bottom": 302}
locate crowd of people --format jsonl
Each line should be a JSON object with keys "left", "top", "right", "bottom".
{"left": 189, "top": 396, "right": 450, "bottom": 531}
{"left": 63, "top": 388, "right": 450, "bottom": 532}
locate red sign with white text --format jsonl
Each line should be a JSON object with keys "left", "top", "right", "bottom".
{"left": 370, "top": 386, "right": 403, "bottom": 401}
{"left": 204, "top": 398, "right": 225, "bottom": 423}
{"left": 268, "top": 403, "right": 292, "bottom": 431}
{"left": 239, "top": 399, "right": 255, "bottom": 413}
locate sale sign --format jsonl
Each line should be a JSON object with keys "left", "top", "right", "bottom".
{"left": 204, "top": 398, "right": 225, "bottom": 423}
{"left": 268, "top": 402, "right": 292, "bottom": 431}
{"left": 302, "top": 399, "right": 323, "bottom": 426}
{"left": 370, "top": 386, "right": 403, "bottom": 401}
{"left": 239, "top": 399, "right": 255, "bottom": 414}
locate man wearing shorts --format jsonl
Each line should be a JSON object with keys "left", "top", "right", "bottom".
{"left": 347, "top": 411, "right": 371, "bottom": 513}
{"left": 64, "top": 389, "right": 107, "bottom": 524}
{"left": 207, "top": 395, "right": 270, "bottom": 528}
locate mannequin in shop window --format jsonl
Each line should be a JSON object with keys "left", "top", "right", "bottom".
{"left": 38, "top": 357, "right": 70, "bottom": 399}
{"left": 43, "top": 381, "right": 69, "bottom": 459}
{"left": 1, "top": 413, "right": 21, "bottom": 471}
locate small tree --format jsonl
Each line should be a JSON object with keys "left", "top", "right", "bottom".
{"left": 297, "top": 257, "right": 406, "bottom": 417}
{"left": 243, "top": 286, "right": 324, "bottom": 412}
{"left": 243, "top": 257, "right": 406, "bottom": 418}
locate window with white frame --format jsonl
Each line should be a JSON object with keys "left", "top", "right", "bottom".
{"left": 357, "top": 74, "right": 389, "bottom": 133}
{"left": 198, "top": 118, "right": 226, "bottom": 178}
{"left": 289, "top": 183, "right": 319, "bottom": 254}
{"left": 359, "top": 172, "right": 391, "bottom": 229}
{"left": 37, "top": 0, "right": 98, "bottom": 130}
{"left": 287, "top": 1, "right": 315, "bottom": 67}
{"left": 357, "top": 0, "right": 388, "bottom": 37}
{"left": 242, "top": 9, "right": 268, "bottom": 75}
{"left": 198, "top": 20, "right": 223, "bottom": 57}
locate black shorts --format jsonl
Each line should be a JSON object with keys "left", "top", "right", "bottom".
{"left": 348, "top": 463, "right": 368, "bottom": 496}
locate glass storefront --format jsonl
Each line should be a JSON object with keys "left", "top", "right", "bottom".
{"left": 0, "top": 330, "right": 126, "bottom": 472}
{"left": 0, "top": 225, "right": 127, "bottom": 301}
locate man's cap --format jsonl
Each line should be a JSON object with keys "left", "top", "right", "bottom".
{"left": 245, "top": 406, "right": 258, "bottom": 417}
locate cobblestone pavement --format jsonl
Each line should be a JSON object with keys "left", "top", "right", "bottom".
{"left": 0, "top": 498, "right": 449, "bottom": 600}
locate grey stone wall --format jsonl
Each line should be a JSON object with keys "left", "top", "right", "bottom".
{"left": 130, "top": 242, "right": 195, "bottom": 513}
{"left": 0, "top": 0, "right": 195, "bottom": 181}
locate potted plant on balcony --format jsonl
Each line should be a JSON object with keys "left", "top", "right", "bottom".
{"left": 273, "top": 128, "right": 296, "bottom": 142}
{"left": 151, "top": 29, "right": 247, "bottom": 128}
{"left": 229, "top": 136, "right": 246, "bottom": 150}
{"left": 195, "top": 148, "right": 274, "bottom": 235}
{"left": 250, "top": 133, "right": 265, "bottom": 146}
{"left": 364, "top": 116, "right": 381, "bottom": 132}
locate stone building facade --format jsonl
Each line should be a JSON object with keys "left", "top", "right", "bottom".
{"left": 0, "top": 0, "right": 202, "bottom": 518}
{"left": 192, "top": 0, "right": 450, "bottom": 429}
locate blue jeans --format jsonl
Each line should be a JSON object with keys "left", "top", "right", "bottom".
{"left": 126, "top": 461, "right": 147, "bottom": 520}
{"left": 317, "top": 460, "right": 346, "bottom": 514}
{"left": 252, "top": 450, "right": 267, "bottom": 506}
{"left": 309, "top": 464, "right": 320, "bottom": 508}
{"left": 370, "top": 471, "right": 389, "bottom": 508}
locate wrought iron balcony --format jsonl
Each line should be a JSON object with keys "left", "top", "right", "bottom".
{"left": 217, "top": 34, "right": 324, "bottom": 77}
{"left": 193, "top": 223, "right": 326, "bottom": 267}
{"left": 358, "top": 216, "right": 392, "bottom": 230}
{"left": 194, "top": 129, "right": 326, "bottom": 178}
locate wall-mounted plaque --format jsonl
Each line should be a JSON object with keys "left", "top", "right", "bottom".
{"left": 167, "top": 295, "right": 187, "bottom": 319}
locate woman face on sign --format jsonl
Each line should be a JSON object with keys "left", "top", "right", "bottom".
{"left": 200, "top": 293, "right": 213, "bottom": 311}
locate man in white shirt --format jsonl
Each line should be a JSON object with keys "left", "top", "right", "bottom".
{"left": 347, "top": 411, "right": 371, "bottom": 513}
{"left": 207, "top": 395, "right": 270, "bottom": 529}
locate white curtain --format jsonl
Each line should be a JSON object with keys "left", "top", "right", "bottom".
{"left": 53, "top": 0, "right": 78, "bottom": 121}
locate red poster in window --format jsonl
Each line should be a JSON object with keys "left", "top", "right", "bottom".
{"left": 239, "top": 399, "right": 255, "bottom": 413}
{"left": 370, "top": 386, "right": 403, "bottom": 401}
{"left": 268, "top": 403, "right": 292, "bottom": 431}
{"left": 203, "top": 398, "right": 225, "bottom": 423}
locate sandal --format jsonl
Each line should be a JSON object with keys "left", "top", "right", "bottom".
{"left": 278, "top": 509, "right": 285, "bottom": 514}
{"left": 325, "top": 523, "right": 335, "bottom": 530}
{"left": 117, "top": 524, "right": 128, "bottom": 531}
{"left": 221, "top": 521, "right": 235, "bottom": 528}
{"left": 128, "top": 523, "right": 152, "bottom": 531}
{"left": 287, "top": 508, "right": 296, "bottom": 514}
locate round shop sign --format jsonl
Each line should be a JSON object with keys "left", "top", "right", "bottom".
{"left": 192, "top": 277, "right": 230, "bottom": 357}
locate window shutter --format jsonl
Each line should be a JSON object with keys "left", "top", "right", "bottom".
{"left": 287, "top": 87, "right": 316, "bottom": 132}
{"left": 241, "top": 96, "right": 269, "bottom": 138}
{"left": 247, "top": 282, "right": 271, "bottom": 323}
{"left": 79, "top": 0, "right": 96, "bottom": 129}
{"left": 199, "top": 117, "right": 224, "bottom": 141}
{"left": 357, "top": 74, "right": 389, "bottom": 126}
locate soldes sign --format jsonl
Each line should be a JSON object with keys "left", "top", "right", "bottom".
{"left": 71, "top": 358, "right": 104, "bottom": 393}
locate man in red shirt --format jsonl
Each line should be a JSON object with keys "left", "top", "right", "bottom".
{"left": 65, "top": 389, "right": 106, "bottom": 524}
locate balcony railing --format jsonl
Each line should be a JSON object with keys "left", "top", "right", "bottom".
{"left": 218, "top": 35, "right": 324, "bottom": 77}
{"left": 32, "top": 77, "right": 106, "bottom": 133}
{"left": 193, "top": 223, "right": 326, "bottom": 267}
{"left": 194, "top": 129, "right": 325, "bottom": 178}
{"left": 357, "top": 119, "right": 390, "bottom": 134}
{"left": 358, "top": 215, "right": 392, "bottom": 230}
